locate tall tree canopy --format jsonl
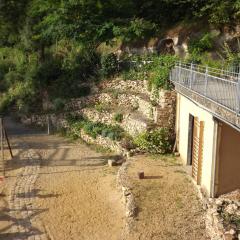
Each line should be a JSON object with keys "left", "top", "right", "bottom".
{"left": 0, "top": 0, "right": 240, "bottom": 113}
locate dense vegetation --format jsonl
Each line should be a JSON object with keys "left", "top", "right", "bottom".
{"left": 0, "top": 0, "right": 240, "bottom": 113}
{"left": 134, "top": 128, "right": 173, "bottom": 154}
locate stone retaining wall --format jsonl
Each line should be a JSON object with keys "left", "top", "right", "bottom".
{"left": 206, "top": 191, "right": 240, "bottom": 240}
{"left": 99, "top": 78, "right": 149, "bottom": 95}
{"left": 152, "top": 90, "right": 176, "bottom": 128}
{"left": 20, "top": 78, "right": 176, "bottom": 156}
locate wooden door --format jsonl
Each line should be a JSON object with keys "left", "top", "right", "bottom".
{"left": 192, "top": 117, "right": 204, "bottom": 185}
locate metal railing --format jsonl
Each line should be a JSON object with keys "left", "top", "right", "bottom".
{"left": 170, "top": 62, "right": 240, "bottom": 115}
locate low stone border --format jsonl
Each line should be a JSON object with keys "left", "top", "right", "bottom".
{"left": 206, "top": 192, "right": 240, "bottom": 240}
{"left": 116, "top": 161, "right": 137, "bottom": 236}
{"left": 183, "top": 170, "right": 240, "bottom": 240}
{"left": 80, "top": 129, "right": 128, "bottom": 155}
{"left": 185, "top": 172, "right": 240, "bottom": 240}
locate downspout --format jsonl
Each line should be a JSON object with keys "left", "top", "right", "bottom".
{"left": 175, "top": 93, "right": 180, "bottom": 152}
{"left": 210, "top": 118, "right": 220, "bottom": 198}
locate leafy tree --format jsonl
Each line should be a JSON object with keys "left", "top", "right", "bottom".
{"left": 0, "top": 0, "right": 28, "bottom": 46}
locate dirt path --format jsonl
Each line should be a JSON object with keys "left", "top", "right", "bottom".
{"left": 0, "top": 118, "right": 125, "bottom": 240}
{"left": 126, "top": 155, "right": 208, "bottom": 240}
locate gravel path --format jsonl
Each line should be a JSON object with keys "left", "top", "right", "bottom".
{"left": 0, "top": 118, "right": 208, "bottom": 240}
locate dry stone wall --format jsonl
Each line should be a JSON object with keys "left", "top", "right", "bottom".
{"left": 20, "top": 78, "right": 176, "bottom": 155}
{"left": 206, "top": 190, "right": 240, "bottom": 240}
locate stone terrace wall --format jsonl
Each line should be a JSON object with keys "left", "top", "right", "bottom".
{"left": 206, "top": 190, "right": 240, "bottom": 240}
{"left": 153, "top": 90, "right": 176, "bottom": 128}
{"left": 67, "top": 78, "right": 177, "bottom": 132}
{"left": 20, "top": 78, "right": 176, "bottom": 155}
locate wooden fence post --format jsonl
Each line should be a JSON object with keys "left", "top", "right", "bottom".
{"left": 4, "top": 127, "right": 13, "bottom": 158}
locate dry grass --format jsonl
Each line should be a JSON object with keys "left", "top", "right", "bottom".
{"left": 126, "top": 155, "right": 208, "bottom": 240}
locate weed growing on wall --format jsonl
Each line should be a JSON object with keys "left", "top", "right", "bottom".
{"left": 101, "top": 53, "right": 118, "bottom": 78}
{"left": 113, "top": 112, "right": 123, "bottom": 123}
{"left": 95, "top": 103, "right": 111, "bottom": 113}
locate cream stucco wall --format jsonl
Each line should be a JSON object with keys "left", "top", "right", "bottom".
{"left": 177, "top": 94, "right": 216, "bottom": 195}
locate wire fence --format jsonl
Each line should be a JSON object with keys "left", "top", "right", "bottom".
{"left": 170, "top": 62, "right": 240, "bottom": 115}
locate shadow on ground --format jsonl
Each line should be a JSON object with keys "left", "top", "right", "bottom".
{"left": 0, "top": 206, "right": 47, "bottom": 240}
{"left": 4, "top": 117, "right": 120, "bottom": 173}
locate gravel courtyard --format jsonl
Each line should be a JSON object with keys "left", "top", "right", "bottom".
{"left": 0, "top": 118, "right": 207, "bottom": 240}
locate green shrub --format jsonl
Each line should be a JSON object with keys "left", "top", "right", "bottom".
{"left": 52, "top": 98, "right": 66, "bottom": 112}
{"left": 66, "top": 116, "right": 125, "bottom": 141}
{"left": 112, "top": 18, "right": 156, "bottom": 44}
{"left": 0, "top": 93, "right": 11, "bottom": 113}
{"left": 0, "top": 60, "right": 15, "bottom": 81}
{"left": 221, "top": 211, "right": 240, "bottom": 230}
{"left": 134, "top": 128, "right": 173, "bottom": 154}
{"left": 83, "top": 121, "right": 98, "bottom": 138}
{"left": 4, "top": 71, "right": 24, "bottom": 86}
{"left": 119, "top": 54, "right": 177, "bottom": 89}
{"left": 95, "top": 103, "right": 110, "bottom": 112}
{"left": 78, "top": 86, "right": 91, "bottom": 97}
{"left": 187, "top": 33, "right": 215, "bottom": 64}
{"left": 149, "top": 55, "right": 178, "bottom": 90}
{"left": 221, "top": 40, "right": 240, "bottom": 67}
{"left": 111, "top": 89, "right": 120, "bottom": 99}
{"left": 188, "top": 33, "right": 214, "bottom": 55}
{"left": 119, "top": 54, "right": 151, "bottom": 81}
{"left": 113, "top": 112, "right": 123, "bottom": 123}
{"left": 149, "top": 66, "right": 171, "bottom": 90}
{"left": 101, "top": 53, "right": 118, "bottom": 78}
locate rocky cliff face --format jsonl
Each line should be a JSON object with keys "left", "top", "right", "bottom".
{"left": 116, "top": 23, "right": 240, "bottom": 59}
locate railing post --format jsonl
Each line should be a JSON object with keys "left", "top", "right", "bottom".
{"left": 204, "top": 66, "right": 209, "bottom": 96}
{"left": 237, "top": 73, "right": 240, "bottom": 115}
{"left": 189, "top": 63, "right": 193, "bottom": 89}
{"left": 178, "top": 61, "right": 182, "bottom": 83}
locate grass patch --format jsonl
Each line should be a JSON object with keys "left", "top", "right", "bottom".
{"left": 150, "top": 154, "right": 179, "bottom": 166}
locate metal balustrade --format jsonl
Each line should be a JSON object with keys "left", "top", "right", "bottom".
{"left": 170, "top": 62, "right": 240, "bottom": 115}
